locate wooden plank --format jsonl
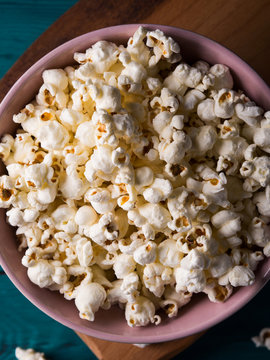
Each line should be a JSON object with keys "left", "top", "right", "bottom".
{"left": 1, "top": 0, "right": 270, "bottom": 102}
{"left": 76, "top": 331, "right": 205, "bottom": 360}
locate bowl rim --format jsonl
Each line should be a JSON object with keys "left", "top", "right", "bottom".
{"left": 0, "top": 23, "right": 270, "bottom": 344}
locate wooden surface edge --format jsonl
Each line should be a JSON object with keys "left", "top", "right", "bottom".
{"left": 75, "top": 331, "right": 205, "bottom": 360}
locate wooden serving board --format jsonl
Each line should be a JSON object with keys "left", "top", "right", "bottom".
{"left": 0, "top": 0, "right": 270, "bottom": 359}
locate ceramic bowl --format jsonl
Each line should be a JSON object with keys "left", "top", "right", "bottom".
{"left": 0, "top": 24, "right": 270, "bottom": 344}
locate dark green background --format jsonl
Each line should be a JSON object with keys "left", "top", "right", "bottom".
{"left": 0, "top": 1, "right": 269, "bottom": 359}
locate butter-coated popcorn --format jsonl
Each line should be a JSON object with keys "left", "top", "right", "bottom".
{"left": 1, "top": 26, "right": 270, "bottom": 328}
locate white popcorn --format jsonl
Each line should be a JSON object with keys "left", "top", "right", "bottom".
{"left": 211, "top": 210, "right": 241, "bottom": 238}
{"left": 75, "top": 121, "right": 96, "bottom": 147}
{"left": 158, "top": 238, "right": 183, "bottom": 267}
{"left": 0, "top": 134, "right": 14, "bottom": 161}
{"left": 84, "top": 188, "right": 116, "bottom": 214}
{"left": 27, "top": 260, "right": 67, "bottom": 288}
{"left": 151, "top": 88, "right": 180, "bottom": 114}
{"left": 125, "top": 296, "right": 161, "bottom": 327}
{"left": 214, "top": 89, "right": 235, "bottom": 119}
{"left": 203, "top": 279, "right": 233, "bottom": 303}
{"left": 235, "top": 101, "right": 263, "bottom": 126}
{"left": 134, "top": 166, "right": 154, "bottom": 190}
{"left": 128, "top": 203, "right": 171, "bottom": 231}
{"left": 143, "top": 263, "right": 172, "bottom": 297}
{"left": 252, "top": 328, "right": 270, "bottom": 351}
{"left": 248, "top": 217, "right": 270, "bottom": 247}
{"left": 113, "top": 254, "right": 136, "bottom": 279}
{"left": 37, "top": 120, "right": 70, "bottom": 150}
{"left": 143, "top": 177, "right": 173, "bottom": 203}
{"left": 240, "top": 156, "right": 270, "bottom": 187}
{"left": 87, "top": 212, "right": 119, "bottom": 246}
{"left": 158, "top": 130, "right": 192, "bottom": 164}
{"left": 89, "top": 83, "right": 121, "bottom": 112}
{"left": 75, "top": 282, "right": 106, "bottom": 321}
{"left": 188, "top": 125, "right": 217, "bottom": 155}
{"left": 2, "top": 26, "right": 270, "bottom": 329}
{"left": 160, "top": 287, "right": 192, "bottom": 318}
{"left": 197, "top": 98, "right": 218, "bottom": 123}
{"left": 209, "top": 64, "right": 233, "bottom": 90}
{"left": 181, "top": 249, "right": 210, "bottom": 271}
{"left": 174, "top": 267, "right": 206, "bottom": 293}
{"left": 15, "top": 347, "right": 46, "bottom": 360}
{"left": 226, "top": 265, "right": 255, "bottom": 287}
{"left": 133, "top": 241, "right": 157, "bottom": 265}
{"left": 120, "top": 272, "right": 140, "bottom": 303}
{"left": 76, "top": 237, "right": 94, "bottom": 267}
{"left": 75, "top": 205, "right": 98, "bottom": 227}
{"left": 51, "top": 204, "right": 77, "bottom": 234}
{"left": 74, "top": 40, "right": 119, "bottom": 73}
{"left": 209, "top": 254, "right": 233, "bottom": 278}
{"left": 0, "top": 175, "right": 16, "bottom": 208}
{"left": 146, "top": 29, "right": 181, "bottom": 66}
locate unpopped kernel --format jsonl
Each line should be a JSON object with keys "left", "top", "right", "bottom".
{"left": 1, "top": 26, "right": 270, "bottom": 328}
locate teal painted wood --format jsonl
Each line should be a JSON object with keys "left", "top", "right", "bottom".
{"left": 0, "top": 1, "right": 270, "bottom": 359}
{"left": 0, "top": 273, "right": 97, "bottom": 360}
{"left": 0, "top": 0, "right": 78, "bottom": 78}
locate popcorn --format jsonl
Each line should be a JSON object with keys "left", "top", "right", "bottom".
{"left": 143, "top": 177, "right": 173, "bottom": 203}
{"left": 74, "top": 40, "right": 119, "bottom": 73}
{"left": 197, "top": 99, "right": 218, "bottom": 123}
{"left": 1, "top": 26, "right": 270, "bottom": 329}
{"left": 235, "top": 101, "right": 263, "bottom": 126}
{"left": 125, "top": 296, "right": 161, "bottom": 327}
{"left": 240, "top": 156, "right": 270, "bottom": 187}
{"left": 113, "top": 254, "right": 136, "bottom": 279}
{"left": 211, "top": 210, "right": 241, "bottom": 238}
{"left": 146, "top": 29, "right": 181, "bottom": 66}
{"left": 160, "top": 286, "right": 192, "bottom": 318}
{"left": 84, "top": 188, "right": 116, "bottom": 214}
{"left": 0, "top": 175, "right": 16, "bottom": 208}
{"left": 143, "top": 263, "right": 172, "bottom": 297}
{"left": 27, "top": 260, "right": 67, "bottom": 288}
{"left": 158, "top": 238, "right": 183, "bottom": 267}
{"left": 51, "top": 204, "right": 77, "bottom": 234}
{"left": 133, "top": 241, "right": 157, "bottom": 265}
{"left": 225, "top": 265, "right": 255, "bottom": 287}
{"left": 203, "top": 279, "right": 233, "bottom": 303}
{"left": 252, "top": 328, "right": 270, "bottom": 351}
{"left": 180, "top": 249, "right": 210, "bottom": 271}
{"left": 134, "top": 166, "right": 154, "bottom": 190}
{"left": 15, "top": 347, "right": 46, "bottom": 360}
{"left": 37, "top": 120, "right": 70, "bottom": 150}
{"left": 174, "top": 267, "right": 206, "bottom": 293}
{"left": 75, "top": 282, "right": 106, "bottom": 321}
{"left": 75, "top": 205, "right": 98, "bottom": 227}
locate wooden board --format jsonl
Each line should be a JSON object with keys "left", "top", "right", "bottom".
{"left": 0, "top": 0, "right": 270, "bottom": 359}
{"left": 1, "top": 0, "right": 270, "bottom": 102}
{"left": 76, "top": 331, "right": 205, "bottom": 360}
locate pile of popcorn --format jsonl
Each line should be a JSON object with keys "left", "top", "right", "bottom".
{"left": 1, "top": 26, "right": 270, "bottom": 327}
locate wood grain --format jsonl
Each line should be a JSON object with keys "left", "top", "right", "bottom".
{"left": 76, "top": 331, "right": 205, "bottom": 360}
{"left": 1, "top": 0, "right": 270, "bottom": 102}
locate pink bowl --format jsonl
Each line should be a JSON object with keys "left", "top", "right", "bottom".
{"left": 0, "top": 24, "right": 270, "bottom": 344}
